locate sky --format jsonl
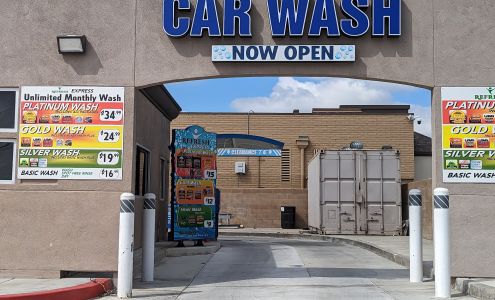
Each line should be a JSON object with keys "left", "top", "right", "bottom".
{"left": 165, "top": 77, "right": 432, "bottom": 136}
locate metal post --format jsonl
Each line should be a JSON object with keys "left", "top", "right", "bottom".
{"left": 142, "top": 193, "right": 156, "bottom": 282}
{"left": 247, "top": 109, "right": 254, "bottom": 135}
{"left": 408, "top": 189, "right": 423, "bottom": 283}
{"left": 434, "top": 188, "right": 450, "bottom": 298}
{"left": 118, "top": 193, "right": 135, "bottom": 298}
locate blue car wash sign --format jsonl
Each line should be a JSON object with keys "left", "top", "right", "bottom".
{"left": 163, "top": 0, "right": 401, "bottom": 62}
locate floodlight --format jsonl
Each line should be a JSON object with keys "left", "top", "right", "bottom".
{"left": 57, "top": 35, "right": 86, "bottom": 54}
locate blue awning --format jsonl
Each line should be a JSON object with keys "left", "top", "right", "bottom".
{"left": 217, "top": 134, "right": 284, "bottom": 157}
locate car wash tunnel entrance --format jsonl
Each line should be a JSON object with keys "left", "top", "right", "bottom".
{"left": 168, "top": 94, "right": 422, "bottom": 236}
{"left": 1, "top": 0, "right": 495, "bottom": 282}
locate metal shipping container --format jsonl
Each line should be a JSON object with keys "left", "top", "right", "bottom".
{"left": 308, "top": 149, "right": 402, "bottom": 235}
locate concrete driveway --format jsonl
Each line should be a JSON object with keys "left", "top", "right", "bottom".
{"left": 103, "top": 236, "right": 473, "bottom": 299}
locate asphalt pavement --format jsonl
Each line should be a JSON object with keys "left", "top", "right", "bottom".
{"left": 102, "top": 236, "right": 475, "bottom": 299}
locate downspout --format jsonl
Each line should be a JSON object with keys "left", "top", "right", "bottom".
{"left": 296, "top": 136, "right": 310, "bottom": 189}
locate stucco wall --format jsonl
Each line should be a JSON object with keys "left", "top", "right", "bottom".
{"left": 414, "top": 156, "right": 432, "bottom": 181}
{"left": 0, "top": 86, "right": 136, "bottom": 277}
{"left": 0, "top": 191, "right": 122, "bottom": 278}
{"left": 0, "top": 1, "right": 142, "bottom": 277}
{"left": 135, "top": 0, "right": 434, "bottom": 87}
{"left": 0, "top": 0, "right": 136, "bottom": 87}
{"left": 431, "top": 1, "right": 495, "bottom": 277}
{"left": 134, "top": 90, "right": 171, "bottom": 243}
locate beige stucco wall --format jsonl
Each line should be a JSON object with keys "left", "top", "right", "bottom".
{"left": 0, "top": 86, "right": 136, "bottom": 277}
{"left": 135, "top": 0, "right": 434, "bottom": 87}
{"left": 430, "top": 1, "right": 495, "bottom": 276}
{"left": 414, "top": 156, "right": 432, "bottom": 181}
{"left": 134, "top": 91, "right": 172, "bottom": 243}
{"left": 0, "top": 0, "right": 136, "bottom": 87}
{"left": 0, "top": 0, "right": 495, "bottom": 277}
{"left": 0, "top": 0, "right": 142, "bottom": 278}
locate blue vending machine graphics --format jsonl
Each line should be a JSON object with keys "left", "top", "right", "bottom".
{"left": 171, "top": 125, "right": 217, "bottom": 240}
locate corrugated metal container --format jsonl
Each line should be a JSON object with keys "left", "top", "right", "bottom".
{"left": 308, "top": 149, "right": 402, "bottom": 235}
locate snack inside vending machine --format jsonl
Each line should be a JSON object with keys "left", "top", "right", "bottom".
{"left": 170, "top": 125, "right": 217, "bottom": 245}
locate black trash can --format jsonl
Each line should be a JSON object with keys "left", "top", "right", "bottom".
{"left": 281, "top": 206, "right": 296, "bottom": 229}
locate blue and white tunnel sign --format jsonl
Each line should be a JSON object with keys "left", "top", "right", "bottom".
{"left": 212, "top": 45, "right": 355, "bottom": 62}
{"left": 218, "top": 149, "right": 282, "bottom": 157}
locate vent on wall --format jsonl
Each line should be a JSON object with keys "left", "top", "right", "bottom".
{"left": 281, "top": 149, "right": 291, "bottom": 182}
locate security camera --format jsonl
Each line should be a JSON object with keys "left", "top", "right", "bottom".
{"left": 407, "top": 115, "right": 422, "bottom": 124}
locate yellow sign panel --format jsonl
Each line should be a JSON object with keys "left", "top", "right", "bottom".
{"left": 442, "top": 125, "right": 494, "bottom": 149}
{"left": 19, "top": 124, "right": 123, "bottom": 149}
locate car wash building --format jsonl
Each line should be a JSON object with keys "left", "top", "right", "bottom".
{"left": 172, "top": 106, "right": 415, "bottom": 229}
{"left": 1, "top": 0, "right": 495, "bottom": 279}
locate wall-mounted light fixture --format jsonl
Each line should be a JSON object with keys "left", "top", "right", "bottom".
{"left": 57, "top": 35, "right": 86, "bottom": 54}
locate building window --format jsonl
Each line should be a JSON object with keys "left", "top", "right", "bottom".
{"left": 160, "top": 157, "right": 166, "bottom": 200}
{"left": 0, "top": 89, "right": 19, "bottom": 132}
{"left": 281, "top": 149, "right": 291, "bottom": 182}
{"left": 0, "top": 140, "right": 16, "bottom": 184}
{"left": 135, "top": 146, "right": 150, "bottom": 196}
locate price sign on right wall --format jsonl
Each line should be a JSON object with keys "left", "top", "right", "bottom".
{"left": 442, "top": 87, "right": 495, "bottom": 183}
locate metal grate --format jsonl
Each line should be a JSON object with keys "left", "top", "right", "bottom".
{"left": 281, "top": 149, "right": 291, "bottom": 182}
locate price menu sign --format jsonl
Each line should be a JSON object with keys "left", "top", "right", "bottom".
{"left": 442, "top": 87, "right": 495, "bottom": 183}
{"left": 172, "top": 125, "right": 217, "bottom": 240}
{"left": 18, "top": 86, "right": 124, "bottom": 180}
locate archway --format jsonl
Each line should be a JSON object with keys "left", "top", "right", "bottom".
{"left": 153, "top": 76, "right": 432, "bottom": 236}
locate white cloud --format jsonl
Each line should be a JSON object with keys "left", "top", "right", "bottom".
{"left": 230, "top": 77, "right": 431, "bottom": 136}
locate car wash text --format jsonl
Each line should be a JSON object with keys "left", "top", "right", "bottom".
{"left": 163, "top": 0, "right": 401, "bottom": 38}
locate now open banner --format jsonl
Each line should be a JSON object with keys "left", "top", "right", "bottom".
{"left": 18, "top": 86, "right": 124, "bottom": 180}
{"left": 212, "top": 45, "right": 355, "bottom": 62}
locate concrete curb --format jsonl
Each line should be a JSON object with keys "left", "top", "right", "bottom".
{"left": 456, "top": 278, "right": 495, "bottom": 300}
{"left": 0, "top": 279, "right": 113, "bottom": 300}
{"left": 219, "top": 231, "right": 434, "bottom": 278}
{"left": 164, "top": 243, "right": 221, "bottom": 257}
